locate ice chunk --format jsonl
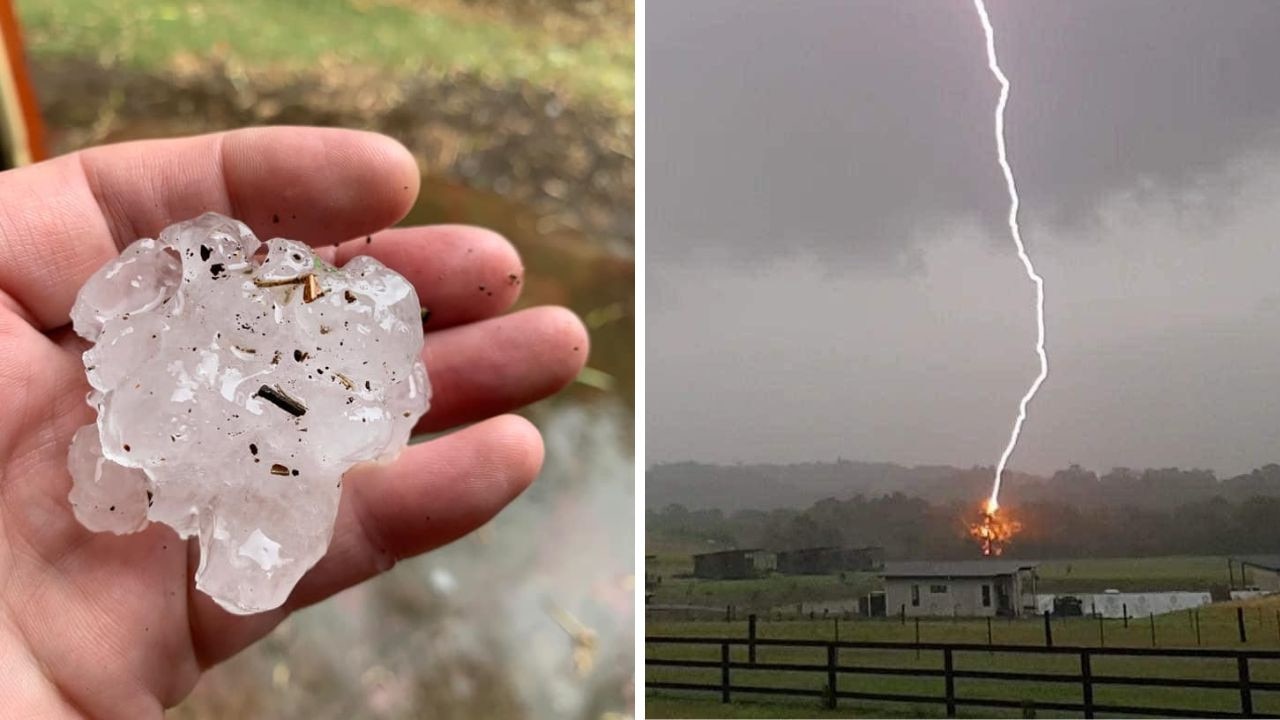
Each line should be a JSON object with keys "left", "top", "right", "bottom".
{"left": 67, "top": 212, "right": 430, "bottom": 614}
{"left": 67, "top": 424, "right": 150, "bottom": 534}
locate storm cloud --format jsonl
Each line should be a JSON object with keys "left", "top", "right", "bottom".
{"left": 648, "top": 0, "right": 1280, "bottom": 477}
{"left": 650, "top": 0, "right": 1280, "bottom": 267}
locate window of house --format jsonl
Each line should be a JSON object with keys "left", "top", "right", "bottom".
{"left": 982, "top": 584, "right": 992, "bottom": 607}
{"left": 930, "top": 584, "right": 947, "bottom": 594}
{"left": 911, "top": 584, "right": 920, "bottom": 606}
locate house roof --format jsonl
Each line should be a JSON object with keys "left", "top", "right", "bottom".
{"left": 1233, "top": 555, "right": 1280, "bottom": 571}
{"left": 882, "top": 560, "right": 1037, "bottom": 578}
{"left": 779, "top": 545, "right": 884, "bottom": 553}
{"left": 692, "top": 548, "right": 766, "bottom": 559}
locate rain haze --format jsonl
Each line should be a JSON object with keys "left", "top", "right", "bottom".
{"left": 648, "top": 0, "right": 1280, "bottom": 478}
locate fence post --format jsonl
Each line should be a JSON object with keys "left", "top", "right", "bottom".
{"left": 1080, "top": 650, "right": 1094, "bottom": 719}
{"left": 944, "top": 647, "right": 956, "bottom": 718}
{"left": 1043, "top": 610, "right": 1053, "bottom": 647}
{"left": 834, "top": 617, "right": 840, "bottom": 643}
{"left": 915, "top": 618, "right": 921, "bottom": 659}
{"left": 901, "top": 604, "right": 906, "bottom": 625}
{"left": 720, "top": 642, "right": 731, "bottom": 703}
{"left": 1150, "top": 612, "right": 1156, "bottom": 646}
{"left": 1239, "top": 607, "right": 1248, "bottom": 643}
{"left": 1195, "top": 609, "right": 1202, "bottom": 646}
{"left": 1238, "top": 655, "right": 1253, "bottom": 716}
{"left": 748, "top": 614, "right": 757, "bottom": 665}
{"left": 1123, "top": 603, "right": 1128, "bottom": 628}
{"left": 1098, "top": 613, "right": 1104, "bottom": 647}
{"left": 987, "top": 616, "right": 993, "bottom": 652}
{"left": 827, "top": 643, "right": 838, "bottom": 710}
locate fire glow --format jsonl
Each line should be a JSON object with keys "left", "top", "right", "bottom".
{"left": 968, "top": 501, "right": 1022, "bottom": 556}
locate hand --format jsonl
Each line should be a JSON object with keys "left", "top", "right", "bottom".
{"left": 0, "top": 127, "right": 587, "bottom": 717}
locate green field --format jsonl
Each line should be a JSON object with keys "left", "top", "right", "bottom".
{"left": 647, "top": 555, "right": 1280, "bottom": 717}
{"left": 647, "top": 553, "right": 878, "bottom": 614}
{"left": 647, "top": 696, "right": 928, "bottom": 719}
{"left": 648, "top": 612, "right": 1280, "bottom": 718}
{"left": 1034, "top": 556, "right": 1236, "bottom": 593}
{"left": 646, "top": 554, "right": 1241, "bottom": 617}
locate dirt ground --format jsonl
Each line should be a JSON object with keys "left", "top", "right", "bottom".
{"left": 33, "top": 53, "right": 634, "bottom": 253}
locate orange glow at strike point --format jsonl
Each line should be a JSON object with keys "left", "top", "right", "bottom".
{"left": 969, "top": 500, "right": 1021, "bottom": 556}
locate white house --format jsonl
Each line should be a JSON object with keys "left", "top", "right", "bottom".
{"left": 882, "top": 560, "right": 1038, "bottom": 618}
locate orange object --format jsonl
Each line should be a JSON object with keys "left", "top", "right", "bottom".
{"left": 968, "top": 502, "right": 1022, "bottom": 556}
{"left": 0, "top": 0, "right": 45, "bottom": 166}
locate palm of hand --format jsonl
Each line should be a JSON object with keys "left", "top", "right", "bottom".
{"left": 0, "top": 128, "right": 585, "bottom": 717}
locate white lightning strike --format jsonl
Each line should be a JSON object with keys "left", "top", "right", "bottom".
{"left": 973, "top": 0, "right": 1047, "bottom": 514}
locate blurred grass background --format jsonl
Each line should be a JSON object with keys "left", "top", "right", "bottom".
{"left": 13, "top": 0, "right": 634, "bottom": 717}
{"left": 18, "top": 0, "right": 633, "bottom": 109}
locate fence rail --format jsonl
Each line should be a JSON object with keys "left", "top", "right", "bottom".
{"left": 646, "top": 635, "right": 1280, "bottom": 718}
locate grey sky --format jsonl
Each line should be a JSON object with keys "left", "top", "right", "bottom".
{"left": 648, "top": 0, "right": 1280, "bottom": 477}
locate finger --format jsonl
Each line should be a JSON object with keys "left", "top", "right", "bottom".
{"left": 191, "top": 414, "right": 543, "bottom": 665}
{"left": 417, "top": 306, "right": 589, "bottom": 432}
{"left": 295, "top": 414, "right": 543, "bottom": 606}
{"left": 47, "top": 222, "right": 521, "bottom": 352}
{"left": 334, "top": 225, "right": 526, "bottom": 331}
{"left": 0, "top": 308, "right": 88, "bottom": 463}
{"left": 0, "top": 127, "right": 420, "bottom": 329}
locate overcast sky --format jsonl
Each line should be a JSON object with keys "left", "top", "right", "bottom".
{"left": 648, "top": 0, "right": 1280, "bottom": 477}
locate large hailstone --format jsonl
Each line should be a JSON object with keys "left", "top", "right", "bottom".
{"left": 67, "top": 212, "right": 430, "bottom": 614}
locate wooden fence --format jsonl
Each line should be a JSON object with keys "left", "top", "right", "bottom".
{"left": 647, "top": 635, "right": 1280, "bottom": 718}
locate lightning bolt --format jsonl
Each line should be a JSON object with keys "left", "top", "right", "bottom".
{"left": 972, "top": 0, "right": 1047, "bottom": 514}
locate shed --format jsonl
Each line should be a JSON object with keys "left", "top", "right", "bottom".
{"left": 882, "top": 560, "right": 1038, "bottom": 618}
{"left": 1229, "top": 555, "right": 1280, "bottom": 592}
{"left": 692, "top": 548, "right": 776, "bottom": 580}
{"left": 776, "top": 546, "right": 884, "bottom": 575}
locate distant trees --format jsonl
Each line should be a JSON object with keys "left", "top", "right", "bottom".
{"left": 646, "top": 459, "right": 1280, "bottom": 515}
{"left": 647, "top": 460, "right": 1280, "bottom": 559}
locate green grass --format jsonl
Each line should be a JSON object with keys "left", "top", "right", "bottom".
{"left": 651, "top": 573, "right": 875, "bottom": 611}
{"left": 648, "top": 555, "right": 1280, "bottom": 717}
{"left": 14, "top": 0, "right": 633, "bottom": 109}
{"left": 647, "top": 696, "right": 931, "bottom": 718}
{"left": 648, "top": 609, "right": 1280, "bottom": 718}
{"left": 650, "top": 601, "right": 1280, "bottom": 648}
{"left": 650, "top": 550, "right": 1259, "bottom": 712}
{"left": 647, "top": 552, "right": 877, "bottom": 611}
{"left": 1035, "top": 556, "right": 1233, "bottom": 593}
{"left": 647, "top": 555, "right": 1238, "bottom": 615}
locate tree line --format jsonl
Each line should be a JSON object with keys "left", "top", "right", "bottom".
{"left": 647, "top": 462, "right": 1280, "bottom": 559}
